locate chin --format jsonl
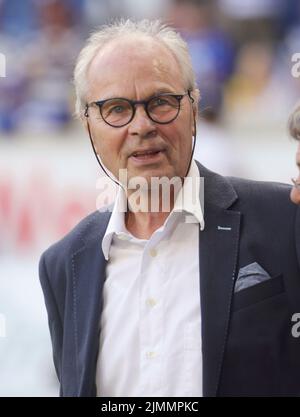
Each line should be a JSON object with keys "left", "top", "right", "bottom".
{"left": 130, "top": 165, "right": 173, "bottom": 179}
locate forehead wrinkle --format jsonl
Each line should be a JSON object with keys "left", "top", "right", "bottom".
{"left": 87, "top": 37, "right": 183, "bottom": 99}
{"left": 91, "top": 48, "right": 177, "bottom": 79}
{"left": 152, "top": 56, "right": 173, "bottom": 78}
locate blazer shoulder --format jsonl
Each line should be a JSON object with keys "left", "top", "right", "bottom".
{"left": 227, "top": 175, "right": 292, "bottom": 195}
{"left": 195, "top": 161, "right": 292, "bottom": 198}
{"left": 226, "top": 177, "right": 292, "bottom": 205}
{"left": 40, "top": 206, "right": 112, "bottom": 267}
{"left": 197, "top": 161, "right": 293, "bottom": 211}
{"left": 226, "top": 175, "right": 296, "bottom": 215}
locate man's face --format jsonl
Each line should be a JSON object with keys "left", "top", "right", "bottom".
{"left": 85, "top": 37, "right": 196, "bottom": 185}
{"left": 290, "top": 142, "right": 300, "bottom": 205}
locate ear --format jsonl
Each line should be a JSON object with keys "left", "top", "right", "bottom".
{"left": 92, "top": 139, "right": 100, "bottom": 155}
{"left": 192, "top": 88, "right": 200, "bottom": 115}
{"left": 190, "top": 89, "right": 200, "bottom": 135}
{"left": 81, "top": 110, "right": 100, "bottom": 155}
{"left": 81, "top": 116, "right": 89, "bottom": 133}
{"left": 192, "top": 118, "right": 196, "bottom": 136}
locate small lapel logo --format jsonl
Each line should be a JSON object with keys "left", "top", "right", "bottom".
{"left": 217, "top": 226, "right": 232, "bottom": 231}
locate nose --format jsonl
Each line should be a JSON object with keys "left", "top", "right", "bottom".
{"left": 127, "top": 104, "right": 157, "bottom": 138}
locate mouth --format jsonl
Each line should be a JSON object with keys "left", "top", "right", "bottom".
{"left": 129, "top": 148, "right": 166, "bottom": 164}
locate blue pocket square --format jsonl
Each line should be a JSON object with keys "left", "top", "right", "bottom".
{"left": 234, "top": 262, "right": 271, "bottom": 293}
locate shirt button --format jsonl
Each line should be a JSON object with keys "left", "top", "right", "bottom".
{"left": 146, "top": 298, "right": 157, "bottom": 307}
{"left": 146, "top": 351, "right": 157, "bottom": 359}
{"left": 149, "top": 248, "right": 157, "bottom": 257}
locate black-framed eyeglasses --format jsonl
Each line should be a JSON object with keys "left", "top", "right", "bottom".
{"left": 292, "top": 178, "right": 300, "bottom": 191}
{"left": 84, "top": 90, "right": 194, "bottom": 127}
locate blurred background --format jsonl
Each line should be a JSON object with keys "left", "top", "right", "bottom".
{"left": 0, "top": 0, "right": 300, "bottom": 396}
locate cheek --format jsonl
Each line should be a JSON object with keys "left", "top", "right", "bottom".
{"left": 290, "top": 187, "right": 300, "bottom": 205}
{"left": 165, "top": 120, "right": 193, "bottom": 150}
{"left": 92, "top": 128, "right": 124, "bottom": 161}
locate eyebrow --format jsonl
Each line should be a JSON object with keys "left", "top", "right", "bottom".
{"left": 152, "top": 89, "right": 175, "bottom": 96}
{"left": 92, "top": 89, "right": 178, "bottom": 103}
{"left": 129, "top": 89, "right": 177, "bottom": 100}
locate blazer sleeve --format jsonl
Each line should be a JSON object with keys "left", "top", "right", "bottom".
{"left": 39, "top": 253, "right": 63, "bottom": 396}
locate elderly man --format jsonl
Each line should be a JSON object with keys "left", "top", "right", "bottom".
{"left": 39, "top": 20, "right": 300, "bottom": 397}
{"left": 289, "top": 106, "right": 300, "bottom": 205}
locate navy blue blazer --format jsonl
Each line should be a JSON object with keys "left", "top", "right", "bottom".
{"left": 39, "top": 162, "right": 300, "bottom": 396}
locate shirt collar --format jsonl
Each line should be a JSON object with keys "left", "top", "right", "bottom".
{"left": 172, "top": 159, "right": 204, "bottom": 228}
{"left": 101, "top": 188, "right": 128, "bottom": 260}
{"left": 101, "top": 159, "right": 204, "bottom": 260}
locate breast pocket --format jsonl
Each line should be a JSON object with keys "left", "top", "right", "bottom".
{"left": 232, "top": 274, "right": 285, "bottom": 312}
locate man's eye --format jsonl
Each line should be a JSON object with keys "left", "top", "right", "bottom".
{"left": 152, "top": 98, "right": 168, "bottom": 107}
{"left": 111, "top": 105, "right": 125, "bottom": 113}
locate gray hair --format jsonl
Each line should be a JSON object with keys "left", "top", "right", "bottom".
{"left": 288, "top": 105, "right": 300, "bottom": 140}
{"left": 73, "top": 19, "right": 199, "bottom": 118}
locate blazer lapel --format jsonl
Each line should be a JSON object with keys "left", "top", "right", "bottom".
{"left": 70, "top": 209, "right": 111, "bottom": 396}
{"left": 197, "top": 162, "right": 241, "bottom": 396}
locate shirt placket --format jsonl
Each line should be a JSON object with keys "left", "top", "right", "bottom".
{"left": 138, "top": 235, "right": 166, "bottom": 396}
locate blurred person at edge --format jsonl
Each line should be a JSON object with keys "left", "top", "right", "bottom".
{"left": 223, "top": 41, "right": 298, "bottom": 128}
{"left": 168, "top": 0, "right": 235, "bottom": 120}
{"left": 168, "top": 0, "right": 240, "bottom": 176}
{"left": 14, "top": 0, "right": 83, "bottom": 132}
{"left": 289, "top": 105, "right": 300, "bottom": 204}
{"left": 39, "top": 20, "right": 300, "bottom": 397}
{"left": 218, "top": 0, "right": 283, "bottom": 44}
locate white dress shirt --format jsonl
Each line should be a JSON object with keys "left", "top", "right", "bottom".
{"left": 96, "top": 160, "right": 205, "bottom": 397}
